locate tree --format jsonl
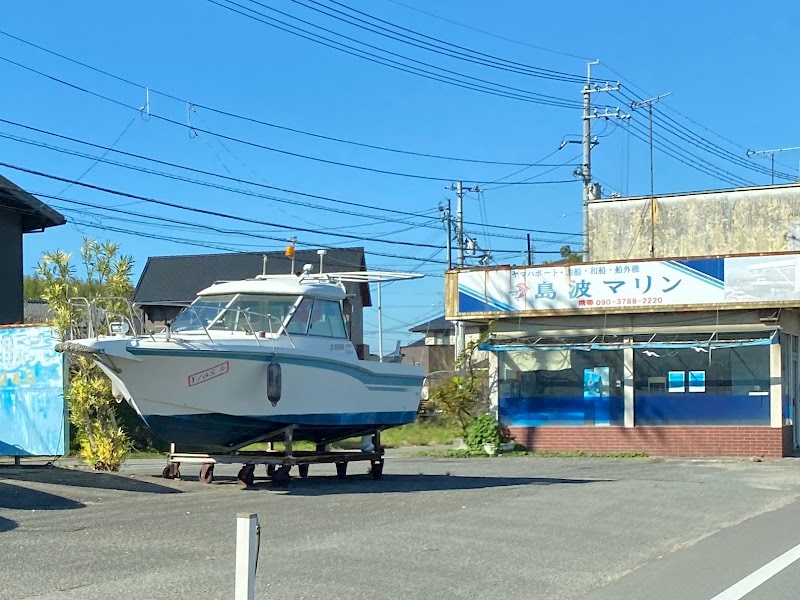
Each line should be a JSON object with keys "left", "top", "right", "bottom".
{"left": 427, "top": 322, "right": 495, "bottom": 436}
{"left": 38, "top": 238, "right": 134, "bottom": 470}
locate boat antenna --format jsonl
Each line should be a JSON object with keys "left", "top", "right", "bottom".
{"left": 262, "top": 254, "right": 268, "bottom": 276}
{"left": 317, "top": 249, "right": 327, "bottom": 274}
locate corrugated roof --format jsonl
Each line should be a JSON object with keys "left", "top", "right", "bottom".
{"left": 409, "top": 315, "right": 453, "bottom": 333}
{"left": 0, "top": 174, "right": 66, "bottom": 232}
{"left": 132, "top": 247, "right": 371, "bottom": 306}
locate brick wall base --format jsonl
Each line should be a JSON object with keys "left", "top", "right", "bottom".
{"left": 507, "top": 425, "right": 797, "bottom": 458}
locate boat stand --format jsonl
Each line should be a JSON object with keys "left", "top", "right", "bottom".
{"left": 162, "top": 426, "right": 385, "bottom": 486}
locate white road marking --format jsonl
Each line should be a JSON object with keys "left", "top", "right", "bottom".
{"left": 710, "top": 542, "right": 800, "bottom": 600}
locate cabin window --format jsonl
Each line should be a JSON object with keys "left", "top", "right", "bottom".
{"left": 285, "top": 297, "right": 314, "bottom": 335}
{"left": 307, "top": 299, "right": 348, "bottom": 339}
{"left": 220, "top": 294, "right": 299, "bottom": 333}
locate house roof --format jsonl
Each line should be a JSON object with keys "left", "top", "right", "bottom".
{"left": 409, "top": 315, "right": 453, "bottom": 333}
{"left": 24, "top": 300, "right": 53, "bottom": 324}
{"left": 0, "top": 174, "right": 66, "bottom": 232}
{"left": 132, "top": 247, "right": 371, "bottom": 307}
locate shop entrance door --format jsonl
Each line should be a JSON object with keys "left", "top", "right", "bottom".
{"left": 584, "top": 367, "right": 610, "bottom": 426}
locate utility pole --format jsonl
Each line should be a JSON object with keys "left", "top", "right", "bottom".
{"left": 579, "top": 60, "right": 628, "bottom": 261}
{"left": 441, "top": 198, "right": 453, "bottom": 269}
{"left": 448, "top": 181, "right": 480, "bottom": 361}
{"left": 746, "top": 146, "right": 800, "bottom": 185}
{"left": 631, "top": 92, "right": 671, "bottom": 258}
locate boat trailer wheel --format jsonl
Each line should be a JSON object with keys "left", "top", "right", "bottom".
{"left": 270, "top": 464, "right": 292, "bottom": 486}
{"left": 297, "top": 464, "right": 309, "bottom": 478}
{"left": 199, "top": 463, "right": 215, "bottom": 484}
{"left": 335, "top": 462, "right": 348, "bottom": 479}
{"left": 237, "top": 464, "right": 256, "bottom": 487}
{"left": 162, "top": 463, "right": 181, "bottom": 480}
{"left": 266, "top": 464, "right": 277, "bottom": 478}
{"left": 370, "top": 459, "right": 384, "bottom": 480}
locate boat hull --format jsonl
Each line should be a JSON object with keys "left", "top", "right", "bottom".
{"left": 97, "top": 344, "right": 423, "bottom": 448}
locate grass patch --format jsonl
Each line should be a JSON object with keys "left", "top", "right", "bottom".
{"left": 125, "top": 450, "right": 166, "bottom": 459}
{"left": 239, "top": 418, "right": 460, "bottom": 452}
{"left": 379, "top": 419, "right": 461, "bottom": 448}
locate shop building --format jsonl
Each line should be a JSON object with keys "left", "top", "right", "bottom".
{"left": 445, "top": 185, "right": 800, "bottom": 457}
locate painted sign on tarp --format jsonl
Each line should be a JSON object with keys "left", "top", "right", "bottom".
{"left": 0, "top": 326, "right": 66, "bottom": 456}
{"left": 456, "top": 253, "right": 800, "bottom": 315}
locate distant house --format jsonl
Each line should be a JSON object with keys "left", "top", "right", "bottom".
{"left": 24, "top": 299, "right": 53, "bottom": 324}
{"left": 131, "top": 247, "right": 373, "bottom": 357}
{"left": 0, "top": 174, "right": 66, "bottom": 325}
{"left": 403, "top": 315, "right": 487, "bottom": 398}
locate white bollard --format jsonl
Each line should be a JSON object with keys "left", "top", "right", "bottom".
{"left": 235, "top": 513, "right": 260, "bottom": 600}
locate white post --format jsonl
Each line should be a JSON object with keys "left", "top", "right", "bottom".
{"left": 771, "top": 342, "right": 783, "bottom": 428}
{"left": 235, "top": 513, "right": 259, "bottom": 600}
{"left": 623, "top": 344, "right": 635, "bottom": 428}
{"left": 377, "top": 281, "right": 383, "bottom": 362}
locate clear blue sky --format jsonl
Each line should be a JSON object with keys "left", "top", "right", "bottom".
{"left": 2, "top": 0, "right": 799, "bottom": 352}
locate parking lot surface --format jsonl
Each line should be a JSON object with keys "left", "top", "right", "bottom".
{"left": 2, "top": 454, "right": 800, "bottom": 599}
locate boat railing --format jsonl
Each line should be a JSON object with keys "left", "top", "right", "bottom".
{"left": 145, "top": 301, "right": 295, "bottom": 349}
{"left": 67, "top": 296, "right": 149, "bottom": 342}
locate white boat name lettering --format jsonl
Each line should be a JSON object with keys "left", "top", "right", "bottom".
{"left": 188, "top": 361, "right": 230, "bottom": 387}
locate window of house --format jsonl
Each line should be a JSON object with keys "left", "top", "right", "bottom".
{"left": 634, "top": 345, "right": 771, "bottom": 425}
{"left": 497, "top": 348, "right": 625, "bottom": 427}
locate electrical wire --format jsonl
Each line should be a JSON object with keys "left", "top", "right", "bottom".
{"left": 0, "top": 161, "right": 567, "bottom": 255}
{"left": 286, "top": 0, "right": 588, "bottom": 83}
{"left": 0, "top": 51, "right": 576, "bottom": 186}
{"left": 208, "top": 0, "right": 581, "bottom": 108}
{"left": 0, "top": 29, "right": 569, "bottom": 168}
{"left": 0, "top": 117, "right": 582, "bottom": 241}
{"left": 381, "top": 0, "right": 592, "bottom": 62}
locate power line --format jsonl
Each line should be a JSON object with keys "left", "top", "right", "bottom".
{"left": 0, "top": 117, "right": 582, "bottom": 240}
{"left": 0, "top": 53, "right": 577, "bottom": 186}
{"left": 208, "top": 0, "right": 582, "bottom": 108}
{"left": 0, "top": 28, "right": 571, "bottom": 168}
{"left": 286, "top": 0, "right": 587, "bottom": 83}
{"left": 381, "top": 0, "right": 592, "bottom": 62}
{"left": 0, "top": 161, "right": 567, "bottom": 255}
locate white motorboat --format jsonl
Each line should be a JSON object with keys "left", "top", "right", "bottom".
{"left": 57, "top": 269, "right": 425, "bottom": 449}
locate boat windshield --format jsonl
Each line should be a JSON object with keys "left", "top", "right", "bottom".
{"left": 172, "top": 294, "right": 300, "bottom": 333}
{"left": 171, "top": 295, "right": 235, "bottom": 332}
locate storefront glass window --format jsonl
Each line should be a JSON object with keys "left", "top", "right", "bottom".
{"left": 634, "top": 345, "right": 770, "bottom": 425}
{"left": 498, "top": 349, "right": 625, "bottom": 427}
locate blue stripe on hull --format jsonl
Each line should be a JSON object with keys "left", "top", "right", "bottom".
{"left": 144, "top": 411, "right": 418, "bottom": 448}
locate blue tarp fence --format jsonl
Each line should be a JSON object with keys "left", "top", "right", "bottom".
{"left": 0, "top": 326, "right": 66, "bottom": 456}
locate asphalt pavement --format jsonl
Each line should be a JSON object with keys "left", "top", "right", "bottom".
{"left": 2, "top": 453, "right": 800, "bottom": 599}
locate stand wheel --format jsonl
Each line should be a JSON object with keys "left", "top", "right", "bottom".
{"left": 272, "top": 464, "right": 292, "bottom": 486}
{"left": 335, "top": 461, "right": 348, "bottom": 479}
{"left": 266, "top": 464, "right": 276, "bottom": 478}
{"left": 199, "top": 463, "right": 214, "bottom": 484}
{"left": 162, "top": 463, "right": 181, "bottom": 479}
{"left": 370, "top": 459, "right": 384, "bottom": 480}
{"left": 237, "top": 464, "right": 256, "bottom": 487}
{"left": 297, "top": 464, "right": 310, "bottom": 478}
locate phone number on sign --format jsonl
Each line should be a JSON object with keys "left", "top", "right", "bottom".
{"left": 590, "top": 297, "right": 664, "bottom": 306}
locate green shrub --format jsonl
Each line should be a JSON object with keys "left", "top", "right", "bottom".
{"left": 465, "top": 413, "right": 502, "bottom": 453}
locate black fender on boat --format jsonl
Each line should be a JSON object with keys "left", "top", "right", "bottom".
{"left": 267, "top": 362, "right": 282, "bottom": 406}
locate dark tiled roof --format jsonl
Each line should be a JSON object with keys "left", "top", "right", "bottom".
{"left": 24, "top": 300, "right": 53, "bottom": 324}
{"left": 0, "top": 174, "right": 66, "bottom": 232}
{"left": 132, "top": 247, "right": 371, "bottom": 306}
{"left": 401, "top": 337, "right": 426, "bottom": 348}
{"left": 409, "top": 315, "right": 453, "bottom": 333}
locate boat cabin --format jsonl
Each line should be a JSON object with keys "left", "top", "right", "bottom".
{"left": 170, "top": 276, "right": 349, "bottom": 340}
